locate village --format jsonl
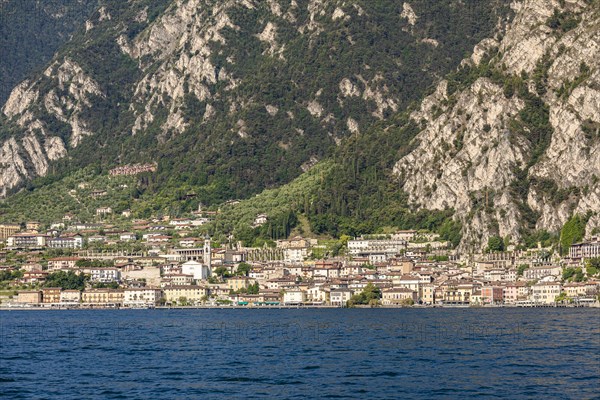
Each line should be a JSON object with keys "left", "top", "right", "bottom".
{"left": 0, "top": 212, "right": 599, "bottom": 310}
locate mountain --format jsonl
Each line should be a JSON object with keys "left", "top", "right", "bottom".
{"left": 0, "top": 0, "right": 507, "bottom": 201}
{"left": 236, "top": 0, "right": 600, "bottom": 250}
{"left": 392, "top": 0, "right": 600, "bottom": 250}
{"left": 1, "top": 0, "right": 598, "bottom": 251}
{"left": 0, "top": 0, "right": 100, "bottom": 104}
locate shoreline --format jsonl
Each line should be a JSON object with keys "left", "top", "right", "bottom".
{"left": 1, "top": 303, "right": 598, "bottom": 311}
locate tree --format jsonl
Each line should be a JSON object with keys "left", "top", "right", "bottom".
{"left": 438, "top": 219, "right": 462, "bottom": 248}
{"left": 517, "top": 264, "right": 529, "bottom": 277}
{"left": 246, "top": 282, "right": 260, "bottom": 294}
{"left": 559, "top": 214, "right": 586, "bottom": 255}
{"left": 0, "top": 269, "right": 23, "bottom": 282}
{"left": 178, "top": 296, "right": 189, "bottom": 306}
{"left": 236, "top": 262, "right": 251, "bottom": 276}
{"left": 348, "top": 283, "right": 381, "bottom": 306}
{"left": 44, "top": 271, "right": 87, "bottom": 290}
{"left": 487, "top": 236, "right": 505, "bottom": 252}
{"left": 214, "top": 266, "right": 229, "bottom": 280}
{"left": 562, "top": 267, "right": 585, "bottom": 282}
{"left": 555, "top": 292, "right": 572, "bottom": 303}
{"left": 400, "top": 298, "right": 414, "bottom": 306}
{"left": 585, "top": 257, "right": 600, "bottom": 277}
{"left": 93, "top": 282, "right": 119, "bottom": 289}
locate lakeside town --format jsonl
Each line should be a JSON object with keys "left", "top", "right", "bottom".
{"left": 0, "top": 211, "right": 599, "bottom": 310}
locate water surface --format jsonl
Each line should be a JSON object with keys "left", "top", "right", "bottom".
{"left": 1, "top": 308, "right": 598, "bottom": 399}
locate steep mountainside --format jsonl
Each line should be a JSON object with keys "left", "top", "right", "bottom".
{"left": 0, "top": 0, "right": 508, "bottom": 201}
{"left": 393, "top": 0, "right": 600, "bottom": 250}
{"left": 3, "top": 0, "right": 595, "bottom": 251}
{"left": 0, "top": 0, "right": 100, "bottom": 104}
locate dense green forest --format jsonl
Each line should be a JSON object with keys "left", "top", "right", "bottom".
{"left": 0, "top": 0, "right": 522, "bottom": 247}
{"left": 4, "top": 0, "right": 510, "bottom": 205}
{"left": 0, "top": 0, "right": 100, "bottom": 104}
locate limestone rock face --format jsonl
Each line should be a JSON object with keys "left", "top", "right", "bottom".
{"left": 394, "top": 0, "right": 600, "bottom": 249}
{"left": 0, "top": 0, "right": 520, "bottom": 206}
{"left": 1, "top": 57, "right": 97, "bottom": 196}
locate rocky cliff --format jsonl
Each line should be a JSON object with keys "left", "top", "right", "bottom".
{"left": 393, "top": 0, "right": 600, "bottom": 249}
{"left": 0, "top": 0, "right": 506, "bottom": 202}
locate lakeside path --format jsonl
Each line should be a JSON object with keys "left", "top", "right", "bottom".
{"left": 2, "top": 303, "right": 599, "bottom": 311}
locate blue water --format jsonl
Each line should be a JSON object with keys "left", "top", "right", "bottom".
{"left": 1, "top": 308, "right": 599, "bottom": 399}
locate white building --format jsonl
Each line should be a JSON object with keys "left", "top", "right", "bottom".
{"left": 330, "top": 289, "right": 353, "bottom": 306}
{"left": 96, "top": 207, "right": 113, "bottom": 216}
{"left": 6, "top": 234, "right": 47, "bottom": 249}
{"left": 253, "top": 214, "right": 268, "bottom": 227}
{"left": 569, "top": 237, "right": 600, "bottom": 259}
{"left": 182, "top": 260, "right": 210, "bottom": 281}
{"left": 391, "top": 230, "right": 417, "bottom": 241}
{"left": 123, "top": 288, "right": 163, "bottom": 307}
{"left": 531, "top": 282, "right": 562, "bottom": 304}
{"left": 60, "top": 290, "right": 81, "bottom": 303}
{"left": 48, "top": 257, "right": 80, "bottom": 271}
{"left": 348, "top": 237, "right": 407, "bottom": 262}
{"left": 90, "top": 268, "right": 121, "bottom": 283}
{"left": 284, "top": 247, "right": 309, "bottom": 263}
{"left": 307, "top": 286, "right": 328, "bottom": 303}
{"left": 283, "top": 290, "right": 306, "bottom": 305}
{"left": 48, "top": 235, "right": 83, "bottom": 249}
{"left": 120, "top": 232, "right": 137, "bottom": 241}
{"left": 524, "top": 266, "right": 562, "bottom": 281}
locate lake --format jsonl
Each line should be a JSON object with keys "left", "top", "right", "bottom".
{"left": 1, "top": 308, "right": 599, "bottom": 399}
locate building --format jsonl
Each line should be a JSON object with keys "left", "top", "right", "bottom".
{"left": 283, "top": 247, "right": 309, "bottom": 263}
{"left": 89, "top": 268, "right": 121, "bottom": 283}
{"left": 392, "top": 275, "right": 421, "bottom": 293}
{"left": 60, "top": 290, "right": 81, "bottom": 303}
{"left": 421, "top": 283, "right": 435, "bottom": 304}
{"left": 389, "top": 259, "right": 414, "bottom": 274}
{"left": 307, "top": 285, "right": 329, "bottom": 303}
{"left": 21, "top": 271, "right": 49, "bottom": 284}
{"left": 82, "top": 289, "right": 124, "bottom": 305}
{"left": 348, "top": 237, "right": 407, "bottom": 262}
{"left": 109, "top": 163, "right": 157, "bottom": 176}
{"left": 531, "top": 282, "right": 562, "bottom": 304}
{"left": 382, "top": 288, "right": 417, "bottom": 305}
{"left": 96, "top": 207, "right": 113, "bottom": 216}
{"left": 120, "top": 232, "right": 137, "bottom": 241}
{"left": 569, "top": 237, "right": 600, "bottom": 260}
{"left": 391, "top": 230, "right": 417, "bottom": 241}
{"left": 162, "top": 274, "right": 194, "bottom": 287}
{"left": 123, "top": 288, "right": 163, "bottom": 307}
{"left": 163, "top": 286, "right": 208, "bottom": 305}
{"left": 48, "top": 235, "right": 83, "bottom": 249}
{"left": 48, "top": 257, "right": 81, "bottom": 271}
{"left": 42, "top": 288, "right": 62, "bottom": 304}
{"left": 440, "top": 281, "right": 475, "bottom": 304}
{"left": 0, "top": 224, "right": 20, "bottom": 240}
{"left": 182, "top": 260, "right": 210, "bottom": 281}
{"left": 6, "top": 233, "right": 47, "bottom": 249}
{"left": 503, "top": 282, "right": 529, "bottom": 304}
{"left": 330, "top": 289, "right": 353, "bottom": 306}
{"left": 253, "top": 214, "right": 268, "bottom": 227}
{"left": 178, "top": 238, "right": 203, "bottom": 248}
{"left": 88, "top": 235, "right": 107, "bottom": 243}
{"left": 282, "top": 290, "right": 306, "bottom": 305}
{"left": 524, "top": 266, "right": 562, "bottom": 281}
{"left": 26, "top": 221, "right": 41, "bottom": 231}
{"left": 227, "top": 276, "right": 251, "bottom": 291}
{"left": 481, "top": 286, "right": 504, "bottom": 304}
{"left": 17, "top": 290, "right": 42, "bottom": 304}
